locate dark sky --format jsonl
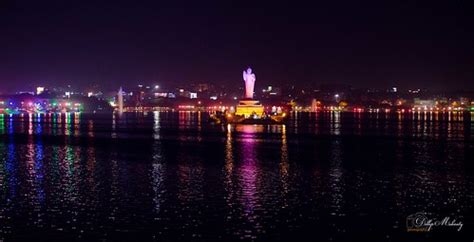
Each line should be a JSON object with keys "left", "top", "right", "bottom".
{"left": 1, "top": 0, "right": 473, "bottom": 91}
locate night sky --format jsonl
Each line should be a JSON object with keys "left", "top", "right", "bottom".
{"left": 1, "top": 0, "right": 473, "bottom": 91}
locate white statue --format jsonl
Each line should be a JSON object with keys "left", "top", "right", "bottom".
{"left": 243, "top": 67, "right": 256, "bottom": 99}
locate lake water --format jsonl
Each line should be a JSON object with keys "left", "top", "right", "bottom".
{"left": 0, "top": 111, "right": 473, "bottom": 241}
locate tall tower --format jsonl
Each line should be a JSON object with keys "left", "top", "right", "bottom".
{"left": 118, "top": 87, "right": 124, "bottom": 114}
{"left": 311, "top": 99, "right": 318, "bottom": 112}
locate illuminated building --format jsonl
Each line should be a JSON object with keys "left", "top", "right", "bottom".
{"left": 413, "top": 98, "right": 435, "bottom": 110}
{"left": 154, "top": 92, "right": 168, "bottom": 98}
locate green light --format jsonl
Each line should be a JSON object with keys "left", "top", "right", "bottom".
{"left": 0, "top": 114, "right": 4, "bottom": 134}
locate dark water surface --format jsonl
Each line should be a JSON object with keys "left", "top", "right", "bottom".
{"left": 0, "top": 112, "right": 473, "bottom": 241}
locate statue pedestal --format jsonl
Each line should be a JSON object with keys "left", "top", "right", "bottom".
{"left": 235, "top": 99, "right": 264, "bottom": 118}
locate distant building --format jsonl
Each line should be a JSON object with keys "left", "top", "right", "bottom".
{"left": 413, "top": 98, "right": 435, "bottom": 110}
{"left": 262, "top": 85, "right": 282, "bottom": 97}
{"left": 388, "top": 87, "right": 397, "bottom": 93}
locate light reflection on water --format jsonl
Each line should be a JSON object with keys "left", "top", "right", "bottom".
{"left": 0, "top": 111, "right": 471, "bottom": 141}
{"left": 0, "top": 114, "right": 5, "bottom": 135}
{"left": 0, "top": 112, "right": 472, "bottom": 241}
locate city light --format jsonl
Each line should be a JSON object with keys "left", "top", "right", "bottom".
{"left": 36, "top": 86, "right": 45, "bottom": 95}
{"left": 0, "top": 76, "right": 472, "bottom": 116}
